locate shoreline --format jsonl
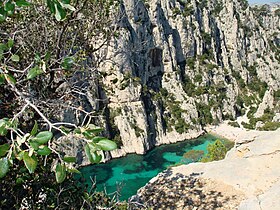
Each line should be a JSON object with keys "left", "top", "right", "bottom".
{"left": 132, "top": 122, "right": 280, "bottom": 209}
{"left": 205, "top": 121, "right": 278, "bottom": 144}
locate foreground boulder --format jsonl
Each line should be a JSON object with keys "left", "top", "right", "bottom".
{"left": 130, "top": 128, "right": 280, "bottom": 209}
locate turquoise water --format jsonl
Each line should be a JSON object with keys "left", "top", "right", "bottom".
{"left": 78, "top": 134, "right": 218, "bottom": 201}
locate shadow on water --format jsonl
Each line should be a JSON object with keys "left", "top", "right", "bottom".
{"left": 77, "top": 134, "right": 222, "bottom": 201}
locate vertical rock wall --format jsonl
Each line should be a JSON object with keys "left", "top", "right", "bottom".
{"left": 57, "top": 0, "right": 279, "bottom": 162}
{"left": 94, "top": 0, "right": 280, "bottom": 158}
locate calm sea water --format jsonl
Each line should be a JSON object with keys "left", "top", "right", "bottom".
{"left": 78, "top": 134, "right": 220, "bottom": 201}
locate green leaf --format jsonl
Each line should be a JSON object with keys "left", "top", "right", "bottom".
{"left": 55, "top": 163, "right": 66, "bottom": 183}
{"left": 85, "top": 144, "right": 102, "bottom": 164}
{"left": 6, "top": 119, "right": 17, "bottom": 128}
{"left": 96, "top": 139, "right": 117, "bottom": 151}
{"left": 15, "top": 0, "right": 31, "bottom": 7}
{"left": 91, "top": 151, "right": 102, "bottom": 163}
{"left": 82, "top": 125, "right": 103, "bottom": 139}
{"left": 54, "top": 5, "right": 61, "bottom": 21}
{"left": 85, "top": 144, "right": 93, "bottom": 163}
{"left": 74, "top": 128, "right": 81, "bottom": 134}
{"left": 47, "top": 0, "right": 55, "bottom": 14}
{"left": 32, "top": 131, "right": 53, "bottom": 145}
{"left": 91, "top": 136, "right": 108, "bottom": 142}
{"left": 66, "top": 167, "right": 80, "bottom": 174}
{"left": 61, "top": 3, "right": 75, "bottom": 11}
{"left": 0, "top": 74, "right": 5, "bottom": 85}
{"left": 34, "top": 53, "right": 41, "bottom": 62}
{"left": 16, "top": 151, "right": 25, "bottom": 160}
{"left": 59, "top": 126, "right": 72, "bottom": 134}
{"left": 86, "top": 124, "right": 103, "bottom": 133}
{"left": 88, "top": 142, "right": 100, "bottom": 152}
{"left": 0, "top": 144, "right": 10, "bottom": 157}
{"left": 45, "top": 51, "right": 51, "bottom": 61}
{"left": 11, "top": 54, "right": 19, "bottom": 62}
{"left": 63, "top": 156, "right": 76, "bottom": 163}
{"left": 0, "top": 44, "right": 7, "bottom": 51}
{"left": 0, "top": 8, "right": 7, "bottom": 22}
{"left": 61, "top": 57, "right": 74, "bottom": 70}
{"left": 7, "top": 39, "right": 14, "bottom": 48}
{"left": 23, "top": 152, "right": 37, "bottom": 173}
{"left": 29, "top": 140, "right": 39, "bottom": 150}
{"left": 0, "top": 125, "right": 7, "bottom": 136}
{"left": 4, "top": 74, "right": 16, "bottom": 84}
{"left": 0, "top": 157, "right": 9, "bottom": 178}
{"left": 17, "top": 133, "right": 29, "bottom": 146}
{"left": 4, "top": 1, "right": 15, "bottom": 14}
{"left": 54, "top": 2, "right": 66, "bottom": 21}
{"left": 0, "top": 119, "right": 8, "bottom": 125}
{"left": 37, "top": 146, "right": 51, "bottom": 156}
{"left": 0, "top": 50, "right": 3, "bottom": 61}
{"left": 30, "top": 121, "right": 38, "bottom": 136}
{"left": 0, "top": 119, "right": 8, "bottom": 136}
{"left": 82, "top": 131, "right": 95, "bottom": 140}
{"left": 27, "top": 66, "right": 43, "bottom": 80}
{"left": 16, "top": 177, "right": 24, "bottom": 185}
{"left": 60, "top": 0, "right": 70, "bottom": 4}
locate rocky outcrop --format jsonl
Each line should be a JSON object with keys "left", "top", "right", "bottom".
{"left": 95, "top": 0, "right": 280, "bottom": 158}
{"left": 55, "top": 0, "right": 280, "bottom": 163}
{"left": 254, "top": 89, "right": 274, "bottom": 118}
{"left": 130, "top": 127, "right": 280, "bottom": 209}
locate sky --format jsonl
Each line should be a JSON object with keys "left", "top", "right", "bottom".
{"left": 248, "top": 0, "right": 280, "bottom": 4}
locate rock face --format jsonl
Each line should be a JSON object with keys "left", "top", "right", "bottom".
{"left": 98, "top": 0, "right": 280, "bottom": 158}
{"left": 130, "top": 127, "right": 280, "bottom": 209}
{"left": 57, "top": 0, "right": 280, "bottom": 163}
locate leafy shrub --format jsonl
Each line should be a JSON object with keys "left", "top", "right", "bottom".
{"left": 247, "top": 106, "right": 257, "bottom": 119}
{"left": 201, "top": 140, "right": 228, "bottom": 162}
{"left": 195, "top": 86, "right": 209, "bottom": 95}
{"left": 183, "top": 78, "right": 196, "bottom": 96}
{"left": 274, "top": 90, "right": 280, "bottom": 101}
{"left": 241, "top": 121, "right": 255, "bottom": 130}
{"left": 212, "top": 2, "right": 223, "bottom": 16}
{"left": 196, "top": 103, "right": 213, "bottom": 125}
{"left": 186, "top": 58, "right": 196, "bottom": 69}
{"left": 228, "top": 121, "right": 240, "bottom": 128}
{"left": 194, "top": 74, "right": 203, "bottom": 83}
{"left": 183, "top": 5, "right": 194, "bottom": 16}
{"left": 260, "top": 122, "right": 280, "bottom": 131}
{"left": 0, "top": 156, "right": 120, "bottom": 209}
{"left": 223, "top": 114, "right": 235, "bottom": 121}
{"left": 201, "top": 32, "right": 212, "bottom": 45}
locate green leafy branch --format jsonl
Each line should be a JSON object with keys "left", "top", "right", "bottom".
{"left": 0, "top": 0, "right": 75, "bottom": 22}
{"left": 0, "top": 0, "right": 119, "bottom": 185}
{"left": 0, "top": 74, "right": 116, "bottom": 183}
{"left": 0, "top": 117, "right": 117, "bottom": 183}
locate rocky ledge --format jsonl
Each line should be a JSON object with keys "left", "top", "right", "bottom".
{"left": 130, "top": 127, "right": 280, "bottom": 210}
{"left": 130, "top": 172, "right": 244, "bottom": 209}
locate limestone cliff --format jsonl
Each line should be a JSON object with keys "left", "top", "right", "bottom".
{"left": 57, "top": 0, "right": 280, "bottom": 163}
{"left": 98, "top": 0, "right": 280, "bottom": 158}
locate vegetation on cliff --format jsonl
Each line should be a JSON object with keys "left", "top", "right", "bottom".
{"left": 183, "top": 139, "right": 234, "bottom": 163}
